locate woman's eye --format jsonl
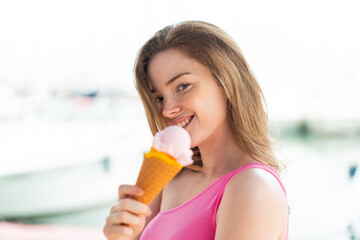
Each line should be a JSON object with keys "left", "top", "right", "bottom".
{"left": 155, "top": 96, "right": 163, "bottom": 102}
{"left": 178, "top": 83, "right": 190, "bottom": 92}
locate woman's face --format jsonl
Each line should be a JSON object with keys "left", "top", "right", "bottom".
{"left": 148, "top": 49, "right": 228, "bottom": 148}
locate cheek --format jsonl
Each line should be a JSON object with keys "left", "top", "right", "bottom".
{"left": 205, "top": 91, "right": 227, "bottom": 118}
{"left": 209, "top": 102, "right": 227, "bottom": 124}
{"left": 185, "top": 84, "right": 228, "bottom": 124}
{"left": 182, "top": 89, "right": 201, "bottom": 110}
{"left": 195, "top": 96, "right": 227, "bottom": 127}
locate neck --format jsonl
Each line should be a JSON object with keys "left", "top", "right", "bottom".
{"left": 197, "top": 124, "right": 254, "bottom": 178}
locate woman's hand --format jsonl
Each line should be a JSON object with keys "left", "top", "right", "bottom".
{"left": 103, "top": 184, "right": 152, "bottom": 240}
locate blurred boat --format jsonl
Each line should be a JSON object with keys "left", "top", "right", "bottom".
{"left": 0, "top": 89, "right": 152, "bottom": 225}
{"left": 0, "top": 118, "right": 150, "bottom": 225}
{"left": 0, "top": 157, "right": 114, "bottom": 223}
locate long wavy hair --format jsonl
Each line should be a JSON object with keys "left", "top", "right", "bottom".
{"left": 134, "top": 21, "right": 283, "bottom": 171}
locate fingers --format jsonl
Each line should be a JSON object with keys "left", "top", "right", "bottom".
{"left": 103, "top": 224, "right": 133, "bottom": 238}
{"left": 118, "top": 184, "right": 144, "bottom": 200}
{"left": 106, "top": 210, "right": 142, "bottom": 226}
{"left": 104, "top": 185, "right": 149, "bottom": 240}
{"left": 110, "top": 198, "right": 152, "bottom": 216}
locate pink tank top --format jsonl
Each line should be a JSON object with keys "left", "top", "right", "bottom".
{"left": 140, "top": 163, "right": 288, "bottom": 240}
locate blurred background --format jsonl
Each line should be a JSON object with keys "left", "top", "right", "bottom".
{"left": 0, "top": 0, "right": 359, "bottom": 239}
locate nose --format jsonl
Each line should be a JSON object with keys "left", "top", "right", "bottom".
{"left": 161, "top": 98, "right": 181, "bottom": 118}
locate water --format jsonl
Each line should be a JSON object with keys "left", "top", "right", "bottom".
{"left": 280, "top": 136, "right": 360, "bottom": 240}
{"left": 1, "top": 136, "right": 359, "bottom": 240}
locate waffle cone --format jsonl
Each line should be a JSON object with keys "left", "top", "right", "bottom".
{"left": 134, "top": 148, "right": 183, "bottom": 205}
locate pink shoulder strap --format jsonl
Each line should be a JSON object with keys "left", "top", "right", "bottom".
{"left": 234, "top": 163, "right": 287, "bottom": 197}
{"left": 217, "top": 162, "right": 289, "bottom": 240}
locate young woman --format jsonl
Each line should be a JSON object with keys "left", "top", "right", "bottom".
{"left": 103, "top": 21, "right": 289, "bottom": 240}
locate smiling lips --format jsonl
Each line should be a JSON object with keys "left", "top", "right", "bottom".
{"left": 172, "top": 116, "right": 193, "bottom": 128}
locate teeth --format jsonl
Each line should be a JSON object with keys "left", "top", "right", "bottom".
{"left": 175, "top": 117, "right": 192, "bottom": 127}
{"left": 176, "top": 118, "right": 190, "bottom": 127}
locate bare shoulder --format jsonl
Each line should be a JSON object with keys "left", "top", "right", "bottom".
{"left": 215, "top": 167, "right": 288, "bottom": 240}
{"left": 226, "top": 167, "right": 285, "bottom": 198}
{"left": 221, "top": 168, "right": 288, "bottom": 218}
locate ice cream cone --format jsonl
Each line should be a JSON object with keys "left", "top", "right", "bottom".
{"left": 134, "top": 147, "right": 183, "bottom": 205}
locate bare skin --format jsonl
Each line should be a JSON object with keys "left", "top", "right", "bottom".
{"left": 103, "top": 49, "right": 288, "bottom": 239}
{"left": 103, "top": 185, "right": 154, "bottom": 240}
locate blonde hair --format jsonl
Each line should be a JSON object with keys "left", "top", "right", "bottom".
{"left": 134, "top": 21, "right": 283, "bottom": 171}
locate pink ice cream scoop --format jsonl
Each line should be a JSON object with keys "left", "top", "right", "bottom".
{"left": 152, "top": 126, "right": 193, "bottom": 166}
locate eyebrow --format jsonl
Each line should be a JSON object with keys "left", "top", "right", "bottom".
{"left": 151, "top": 72, "right": 190, "bottom": 93}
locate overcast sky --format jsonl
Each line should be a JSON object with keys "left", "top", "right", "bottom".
{"left": 0, "top": 0, "right": 359, "bottom": 120}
